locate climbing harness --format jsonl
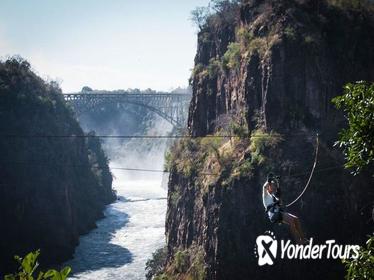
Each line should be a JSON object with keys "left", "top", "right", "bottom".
{"left": 265, "top": 195, "right": 283, "bottom": 224}
{"left": 285, "top": 134, "right": 319, "bottom": 208}
{"left": 263, "top": 134, "right": 319, "bottom": 226}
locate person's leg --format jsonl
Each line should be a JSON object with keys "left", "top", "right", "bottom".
{"left": 293, "top": 215, "right": 305, "bottom": 240}
{"left": 282, "top": 212, "right": 305, "bottom": 244}
{"left": 282, "top": 212, "right": 299, "bottom": 242}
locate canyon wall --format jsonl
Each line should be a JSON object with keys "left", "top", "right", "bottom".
{"left": 0, "top": 58, "right": 116, "bottom": 274}
{"left": 165, "top": 1, "right": 374, "bottom": 279}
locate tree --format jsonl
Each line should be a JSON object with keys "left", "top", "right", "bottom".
{"left": 190, "top": 1, "right": 240, "bottom": 30}
{"left": 190, "top": 6, "right": 210, "bottom": 30}
{"left": 333, "top": 82, "right": 374, "bottom": 278}
{"left": 210, "top": 0, "right": 240, "bottom": 13}
{"left": 332, "top": 81, "right": 374, "bottom": 175}
{"left": 342, "top": 235, "right": 374, "bottom": 280}
{"left": 145, "top": 246, "right": 167, "bottom": 280}
{"left": 210, "top": 0, "right": 240, "bottom": 24}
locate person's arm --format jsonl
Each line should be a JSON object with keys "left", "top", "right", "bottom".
{"left": 274, "top": 181, "right": 283, "bottom": 205}
{"left": 262, "top": 182, "right": 268, "bottom": 208}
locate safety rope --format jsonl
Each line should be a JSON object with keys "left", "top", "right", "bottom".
{"left": 285, "top": 134, "right": 319, "bottom": 208}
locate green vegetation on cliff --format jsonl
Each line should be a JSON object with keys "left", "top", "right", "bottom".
{"left": 165, "top": 111, "right": 282, "bottom": 190}
{"left": 165, "top": 0, "right": 374, "bottom": 279}
{"left": 190, "top": 0, "right": 240, "bottom": 31}
{"left": 147, "top": 245, "right": 206, "bottom": 280}
{"left": 332, "top": 81, "right": 374, "bottom": 175}
{"left": 146, "top": 246, "right": 168, "bottom": 280}
{"left": 0, "top": 57, "right": 116, "bottom": 274}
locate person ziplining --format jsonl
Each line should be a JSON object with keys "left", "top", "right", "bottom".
{"left": 262, "top": 173, "right": 306, "bottom": 244}
{"left": 262, "top": 134, "right": 319, "bottom": 244}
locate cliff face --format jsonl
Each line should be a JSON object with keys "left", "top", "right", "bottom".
{"left": 0, "top": 58, "right": 116, "bottom": 274}
{"left": 189, "top": 0, "right": 374, "bottom": 136}
{"left": 165, "top": 1, "right": 374, "bottom": 279}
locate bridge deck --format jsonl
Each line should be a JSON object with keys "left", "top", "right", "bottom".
{"left": 63, "top": 92, "right": 191, "bottom": 127}
{"left": 63, "top": 92, "right": 191, "bottom": 100}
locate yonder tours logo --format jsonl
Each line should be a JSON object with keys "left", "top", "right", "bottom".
{"left": 254, "top": 231, "right": 360, "bottom": 266}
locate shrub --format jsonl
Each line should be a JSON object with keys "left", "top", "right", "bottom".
{"left": 154, "top": 274, "right": 170, "bottom": 280}
{"left": 236, "top": 26, "right": 268, "bottom": 59}
{"left": 248, "top": 37, "right": 268, "bottom": 57}
{"left": 168, "top": 138, "right": 205, "bottom": 177}
{"left": 192, "top": 63, "right": 203, "bottom": 75}
{"left": 229, "top": 119, "right": 249, "bottom": 138}
{"left": 284, "top": 26, "right": 297, "bottom": 40}
{"left": 145, "top": 246, "right": 168, "bottom": 280}
{"left": 206, "top": 0, "right": 240, "bottom": 28}
{"left": 169, "top": 135, "right": 235, "bottom": 180}
{"left": 164, "top": 149, "right": 172, "bottom": 171}
{"left": 332, "top": 81, "right": 374, "bottom": 175}
{"left": 342, "top": 235, "right": 374, "bottom": 280}
{"left": 235, "top": 159, "right": 253, "bottom": 178}
{"left": 304, "top": 35, "right": 315, "bottom": 44}
{"left": 223, "top": 42, "right": 241, "bottom": 70}
{"left": 200, "top": 136, "right": 224, "bottom": 167}
{"left": 236, "top": 26, "right": 253, "bottom": 47}
{"left": 174, "top": 250, "right": 189, "bottom": 273}
{"left": 163, "top": 245, "right": 206, "bottom": 280}
{"left": 188, "top": 250, "right": 206, "bottom": 280}
{"left": 170, "top": 188, "right": 181, "bottom": 207}
{"left": 190, "top": 63, "right": 209, "bottom": 83}
{"left": 249, "top": 129, "right": 283, "bottom": 166}
{"left": 4, "top": 250, "right": 71, "bottom": 280}
{"left": 207, "top": 58, "right": 222, "bottom": 78}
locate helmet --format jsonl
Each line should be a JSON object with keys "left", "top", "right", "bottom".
{"left": 267, "top": 173, "right": 274, "bottom": 183}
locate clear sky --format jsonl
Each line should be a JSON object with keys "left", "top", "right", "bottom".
{"left": 0, "top": 0, "right": 210, "bottom": 92}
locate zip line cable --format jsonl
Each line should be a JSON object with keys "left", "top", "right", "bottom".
{"left": 284, "top": 164, "right": 344, "bottom": 178}
{"left": 1, "top": 132, "right": 339, "bottom": 198}
{"left": 0, "top": 164, "right": 346, "bottom": 190}
{"left": 0, "top": 165, "right": 347, "bottom": 188}
{"left": 0, "top": 132, "right": 317, "bottom": 139}
{"left": 285, "top": 134, "right": 320, "bottom": 207}
{"left": 0, "top": 161, "right": 166, "bottom": 173}
{"left": 0, "top": 158, "right": 343, "bottom": 178}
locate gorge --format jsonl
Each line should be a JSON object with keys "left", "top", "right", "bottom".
{"left": 1, "top": 0, "right": 373, "bottom": 279}
{"left": 161, "top": 0, "right": 374, "bottom": 279}
{"left": 0, "top": 58, "right": 116, "bottom": 274}
{"left": 0, "top": 58, "right": 180, "bottom": 278}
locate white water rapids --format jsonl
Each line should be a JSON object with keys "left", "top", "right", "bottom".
{"left": 66, "top": 120, "right": 172, "bottom": 280}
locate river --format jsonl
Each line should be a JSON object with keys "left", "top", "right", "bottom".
{"left": 66, "top": 126, "right": 170, "bottom": 279}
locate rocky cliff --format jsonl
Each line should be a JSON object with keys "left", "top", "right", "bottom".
{"left": 164, "top": 1, "right": 374, "bottom": 279}
{"left": 0, "top": 58, "right": 116, "bottom": 274}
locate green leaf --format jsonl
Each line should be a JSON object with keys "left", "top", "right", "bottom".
{"left": 6, "top": 251, "right": 73, "bottom": 280}
{"left": 59, "top": 267, "right": 71, "bottom": 280}
{"left": 43, "top": 269, "right": 58, "bottom": 279}
{"left": 4, "top": 274, "right": 16, "bottom": 280}
{"left": 37, "top": 272, "right": 45, "bottom": 280}
{"left": 332, "top": 81, "right": 374, "bottom": 175}
{"left": 21, "top": 250, "right": 40, "bottom": 275}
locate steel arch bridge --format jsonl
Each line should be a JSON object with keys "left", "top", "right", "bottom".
{"left": 63, "top": 91, "right": 191, "bottom": 127}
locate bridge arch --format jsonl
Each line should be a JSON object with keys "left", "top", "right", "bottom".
{"left": 63, "top": 92, "right": 191, "bottom": 128}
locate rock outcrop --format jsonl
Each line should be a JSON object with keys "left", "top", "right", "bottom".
{"left": 0, "top": 58, "right": 116, "bottom": 274}
{"left": 165, "top": 1, "right": 374, "bottom": 279}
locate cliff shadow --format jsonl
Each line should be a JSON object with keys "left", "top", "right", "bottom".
{"left": 66, "top": 205, "right": 132, "bottom": 275}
